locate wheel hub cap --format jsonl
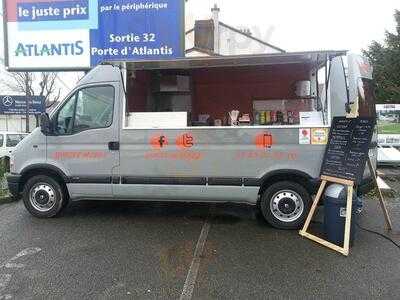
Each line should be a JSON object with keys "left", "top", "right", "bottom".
{"left": 270, "top": 190, "right": 304, "bottom": 222}
{"left": 278, "top": 198, "right": 296, "bottom": 214}
{"left": 35, "top": 191, "right": 49, "bottom": 205}
{"left": 30, "top": 184, "right": 56, "bottom": 212}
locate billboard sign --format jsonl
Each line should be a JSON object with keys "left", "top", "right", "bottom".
{"left": 4, "top": 0, "right": 185, "bottom": 71}
{"left": 0, "top": 95, "right": 46, "bottom": 115}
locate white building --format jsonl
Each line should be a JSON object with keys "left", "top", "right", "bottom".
{"left": 0, "top": 115, "right": 36, "bottom": 132}
{"left": 185, "top": 4, "right": 284, "bottom": 57}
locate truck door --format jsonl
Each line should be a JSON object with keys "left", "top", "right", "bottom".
{"left": 47, "top": 83, "right": 120, "bottom": 199}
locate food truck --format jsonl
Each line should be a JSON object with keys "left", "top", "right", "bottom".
{"left": 7, "top": 51, "right": 377, "bottom": 229}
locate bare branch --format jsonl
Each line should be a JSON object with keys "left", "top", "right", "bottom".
{"left": 3, "top": 71, "right": 62, "bottom": 107}
{"left": 46, "top": 88, "right": 61, "bottom": 108}
{"left": 40, "top": 72, "right": 61, "bottom": 107}
{"left": 3, "top": 72, "right": 34, "bottom": 96}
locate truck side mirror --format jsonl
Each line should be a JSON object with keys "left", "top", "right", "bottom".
{"left": 40, "top": 113, "right": 51, "bottom": 134}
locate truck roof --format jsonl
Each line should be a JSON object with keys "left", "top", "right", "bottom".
{"left": 105, "top": 50, "right": 347, "bottom": 71}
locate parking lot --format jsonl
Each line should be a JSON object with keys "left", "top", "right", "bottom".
{"left": 1, "top": 172, "right": 400, "bottom": 299}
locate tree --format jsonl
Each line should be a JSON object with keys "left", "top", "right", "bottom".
{"left": 3, "top": 72, "right": 62, "bottom": 132}
{"left": 4, "top": 72, "right": 61, "bottom": 108}
{"left": 363, "top": 10, "right": 400, "bottom": 103}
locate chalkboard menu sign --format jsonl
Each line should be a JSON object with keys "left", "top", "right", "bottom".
{"left": 320, "top": 117, "right": 375, "bottom": 183}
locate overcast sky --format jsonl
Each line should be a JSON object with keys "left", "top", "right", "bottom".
{"left": 186, "top": 0, "right": 399, "bottom": 53}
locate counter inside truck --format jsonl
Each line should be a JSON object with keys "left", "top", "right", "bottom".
{"left": 123, "top": 52, "right": 337, "bottom": 129}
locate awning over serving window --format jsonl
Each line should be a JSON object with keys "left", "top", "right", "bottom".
{"left": 105, "top": 50, "right": 347, "bottom": 71}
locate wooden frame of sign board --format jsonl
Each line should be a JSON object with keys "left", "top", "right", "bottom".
{"left": 300, "top": 160, "right": 393, "bottom": 256}
{"left": 300, "top": 116, "right": 393, "bottom": 256}
{"left": 367, "top": 158, "right": 393, "bottom": 230}
{"left": 299, "top": 175, "right": 355, "bottom": 256}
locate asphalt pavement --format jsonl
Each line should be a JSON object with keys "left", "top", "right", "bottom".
{"left": 0, "top": 179, "right": 400, "bottom": 299}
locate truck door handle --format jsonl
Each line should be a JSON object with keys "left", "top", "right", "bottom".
{"left": 108, "top": 141, "right": 120, "bottom": 151}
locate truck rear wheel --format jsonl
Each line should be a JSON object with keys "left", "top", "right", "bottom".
{"left": 260, "top": 181, "right": 311, "bottom": 229}
{"left": 22, "top": 175, "right": 66, "bottom": 218}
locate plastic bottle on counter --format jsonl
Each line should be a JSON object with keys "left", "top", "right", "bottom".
{"left": 260, "top": 111, "right": 266, "bottom": 125}
{"left": 265, "top": 111, "right": 271, "bottom": 124}
{"left": 276, "top": 111, "right": 283, "bottom": 124}
{"left": 270, "top": 111, "right": 277, "bottom": 124}
{"left": 254, "top": 111, "right": 260, "bottom": 125}
{"left": 288, "top": 111, "right": 294, "bottom": 124}
{"left": 283, "top": 111, "right": 288, "bottom": 124}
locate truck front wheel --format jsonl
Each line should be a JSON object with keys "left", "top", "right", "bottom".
{"left": 22, "top": 175, "right": 66, "bottom": 218}
{"left": 260, "top": 181, "right": 311, "bottom": 229}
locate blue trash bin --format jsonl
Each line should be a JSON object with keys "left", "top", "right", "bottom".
{"left": 323, "top": 184, "right": 357, "bottom": 247}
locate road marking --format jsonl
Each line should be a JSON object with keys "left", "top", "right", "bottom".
{"left": 9, "top": 248, "right": 41, "bottom": 261}
{"left": 0, "top": 247, "right": 42, "bottom": 299}
{"left": 0, "top": 248, "right": 41, "bottom": 269}
{"left": 179, "top": 220, "right": 211, "bottom": 300}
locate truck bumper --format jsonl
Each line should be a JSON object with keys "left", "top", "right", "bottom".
{"left": 6, "top": 174, "right": 21, "bottom": 197}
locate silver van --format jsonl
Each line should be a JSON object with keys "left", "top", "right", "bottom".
{"left": 7, "top": 51, "right": 376, "bottom": 229}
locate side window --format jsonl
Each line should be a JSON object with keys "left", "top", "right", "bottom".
{"left": 0, "top": 134, "right": 3, "bottom": 147}
{"left": 55, "top": 94, "right": 77, "bottom": 135}
{"left": 55, "top": 86, "right": 114, "bottom": 135}
{"left": 73, "top": 86, "right": 114, "bottom": 133}
{"left": 6, "top": 134, "right": 23, "bottom": 147}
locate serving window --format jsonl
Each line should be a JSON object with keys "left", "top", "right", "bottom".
{"left": 124, "top": 63, "right": 325, "bottom": 129}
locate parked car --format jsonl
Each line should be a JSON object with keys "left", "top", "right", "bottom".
{"left": 0, "top": 132, "right": 29, "bottom": 159}
{"left": 377, "top": 145, "right": 400, "bottom": 167}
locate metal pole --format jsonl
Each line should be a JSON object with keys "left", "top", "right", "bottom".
{"left": 25, "top": 72, "right": 30, "bottom": 133}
